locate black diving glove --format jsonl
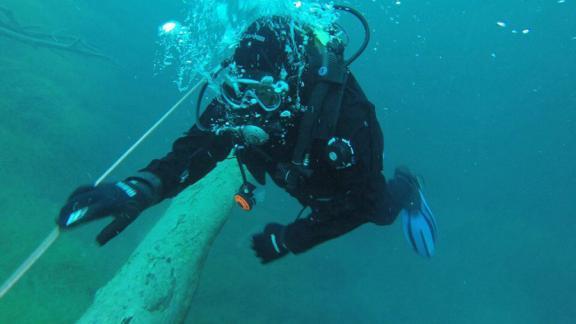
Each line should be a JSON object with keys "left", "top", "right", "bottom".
{"left": 251, "top": 223, "right": 290, "bottom": 264}
{"left": 57, "top": 173, "right": 161, "bottom": 245}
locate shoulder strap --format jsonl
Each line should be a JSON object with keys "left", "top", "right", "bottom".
{"left": 291, "top": 82, "right": 331, "bottom": 166}
{"left": 291, "top": 45, "right": 349, "bottom": 166}
{"left": 314, "top": 72, "right": 349, "bottom": 141}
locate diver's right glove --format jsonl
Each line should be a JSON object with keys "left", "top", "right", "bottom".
{"left": 57, "top": 172, "right": 161, "bottom": 245}
{"left": 392, "top": 167, "right": 438, "bottom": 258}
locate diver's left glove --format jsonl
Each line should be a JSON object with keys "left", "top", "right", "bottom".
{"left": 57, "top": 172, "right": 162, "bottom": 245}
{"left": 251, "top": 223, "right": 290, "bottom": 264}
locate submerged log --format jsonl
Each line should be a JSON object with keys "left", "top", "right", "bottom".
{"left": 78, "top": 159, "right": 241, "bottom": 324}
{"left": 0, "top": 6, "right": 117, "bottom": 64}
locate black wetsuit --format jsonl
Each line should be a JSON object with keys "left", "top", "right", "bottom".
{"left": 142, "top": 74, "right": 405, "bottom": 254}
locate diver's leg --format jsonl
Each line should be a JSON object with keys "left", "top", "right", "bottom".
{"left": 367, "top": 169, "right": 432, "bottom": 226}
{"left": 283, "top": 213, "right": 366, "bottom": 254}
{"left": 362, "top": 172, "right": 403, "bottom": 225}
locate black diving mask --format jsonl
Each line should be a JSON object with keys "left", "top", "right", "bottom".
{"left": 220, "top": 74, "right": 290, "bottom": 112}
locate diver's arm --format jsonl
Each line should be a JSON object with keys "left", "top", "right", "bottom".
{"left": 251, "top": 214, "right": 366, "bottom": 263}
{"left": 139, "top": 100, "right": 234, "bottom": 199}
{"left": 57, "top": 100, "right": 233, "bottom": 245}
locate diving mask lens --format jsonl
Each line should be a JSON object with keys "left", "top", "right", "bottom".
{"left": 221, "top": 83, "right": 240, "bottom": 108}
{"left": 220, "top": 82, "right": 258, "bottom": 109}
{"left": 254, "top": 86, "right": 281, "bottom": 111}
{"left": 220, "top": 76, "right": 287, "bottom": 111}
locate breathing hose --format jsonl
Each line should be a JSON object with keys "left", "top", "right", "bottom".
{"left": 333, "top": 4, "right": 371, "bottom": 66}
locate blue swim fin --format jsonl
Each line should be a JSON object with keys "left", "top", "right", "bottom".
{"left": 401, "top": 189, "right": 438, "bottom": 258}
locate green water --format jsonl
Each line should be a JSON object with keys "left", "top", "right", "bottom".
{"left": 0, "top": 0, "right": 575, "bottom": 323}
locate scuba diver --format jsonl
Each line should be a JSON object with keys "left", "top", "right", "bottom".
{"left": 57, "top": 7, "right": 438, "bottom": 263}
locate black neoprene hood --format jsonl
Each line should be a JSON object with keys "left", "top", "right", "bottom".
{"left": 232, "top": 16, "right": 308, "bottom": 80}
